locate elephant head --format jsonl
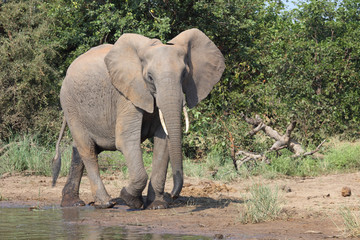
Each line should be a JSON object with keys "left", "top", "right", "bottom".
{"left": 104, "top": 29, "right": 225, "bottom": 198}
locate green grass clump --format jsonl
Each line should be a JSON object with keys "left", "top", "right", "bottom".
{"left": 239, "top": 183, "right": 283, "bottom": 223}
{"left": 339, "top": 207, "right": 360, "bottom": 237}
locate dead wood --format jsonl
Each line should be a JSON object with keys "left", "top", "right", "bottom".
{"left": 302, "top": 139, "right": 326, "bottom": 157}
{"left": 240, "top": 114, "right": 305, "bottom": 157}
{"left": 235, "top": 150, "right": 270, "bottom": 169}
{"left": 233, "top": 114, "right": 325, "bottom": 170}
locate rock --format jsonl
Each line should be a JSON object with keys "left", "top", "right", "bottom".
{"left": 341, "top": 187, "right": 351, "bottom": 197}
{"left": 281, "top": 185, "right": 292, "bottom": 193}
{"left": 214, "top": 234, "right": 224, "bottom": 239}
{"left": 305, "top": 230, "right": 322, "bottom": 234}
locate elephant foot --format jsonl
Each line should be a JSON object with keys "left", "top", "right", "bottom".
{"left": 120, "top": 187, "right": 143, "bottom": 209}
{"left": 145, "top": 199, "right": 169, "bottom": 210}
{"left": 88, "top": 199, "right": 116, "bottom": 209}
{"left": 61, "top": 195, "right": 86, "bottom": 207}
{"left": 145, "top": 193, "right": 170, "bottom": 210}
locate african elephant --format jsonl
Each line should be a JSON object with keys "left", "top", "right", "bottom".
{"left": 52, "top": 28, "right": 225, "bottom": 209}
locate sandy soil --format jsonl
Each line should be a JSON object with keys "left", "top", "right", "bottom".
{"left": 1, "top": 172, "right": 360, "bottom": 239}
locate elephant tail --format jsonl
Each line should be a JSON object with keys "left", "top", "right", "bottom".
{"left": 52, "top": 116, "right": 67, "bottom": 187}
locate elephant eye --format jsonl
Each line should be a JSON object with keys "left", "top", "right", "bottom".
{"left": 148, "top": 73, "right": 154, "bottom": 82}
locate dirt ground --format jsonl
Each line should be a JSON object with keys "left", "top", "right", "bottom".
{"left": 1, "top": 171, "right": 360, "bottom": 239}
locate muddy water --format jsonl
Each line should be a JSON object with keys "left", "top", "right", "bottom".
{"left": 0, "top": 204, "right": 210, "bottom": 240}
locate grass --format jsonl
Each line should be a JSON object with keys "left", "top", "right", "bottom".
{"left": 183, "top": 151, "right": 240, "bottom": 181}
{"left": 339, "top": 207, "right": 360, "bottom": 237}
{"left": 239, "top": 183, "right": 283, "bottom": 223}
{"left": 247, "top": 139, "right": 360, "bottom": 178}
{"left": 1, "top": 135, "right": 360, "bottom": 181}
{"left": 183, "top": 139, "right": 360, "bottom": 181}
{"left": 323, "top": 142, "right": 360, "bottom": 171}
{"left": 0, "top": 135, "right": 72, "bottom": 176}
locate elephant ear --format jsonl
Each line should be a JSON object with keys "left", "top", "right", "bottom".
{"left": 168, "top": 28, "right": 225, "bottom": 108}
{"left": 105, "top": 34, "right": 158, "bottom": 113}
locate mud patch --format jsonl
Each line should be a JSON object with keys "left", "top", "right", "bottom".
{"left": 1, "top": 173, "right": 360, "bottom": 238}
{"left": 182, "top": 180, "right": 237, "bottom": 197}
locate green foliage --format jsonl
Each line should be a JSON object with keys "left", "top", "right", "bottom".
{"left": 0, "top": 0, "right": 62, "bottom": 142}
{"left": 0, "top": 0, "right": 359, "bottom": 167}
{"left": 239, "top": 183, "right": 283, "bottom": 223}
{"left": 46, "top": 0, "right": 172, "bottom": 71}
{"left": 182, "top": 0, "right": 360, "bottom": 162}
{"left": 253, "top": 0, "right": 360, "bottom": 144}
{"left": 268, "top": 154, "right": 322, "bottom": 177}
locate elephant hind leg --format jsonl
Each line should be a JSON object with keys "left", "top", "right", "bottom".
{"left": 61, "top": 146, "right": 86, "bottom": 207}
{"left": 76, "top": 143, "right": 114, "bottom": 208}
{"left": 65, "top": 122, "right": 113, "bottom": 208}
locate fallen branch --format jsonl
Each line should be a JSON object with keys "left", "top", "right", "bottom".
{"left": 233, "top": 114, "right": 325, "bottom": 171}
{"left": 240, "top": 114, "right": 305, "bottom": 157}
{"left": 235, "top": 150, "right": 270, "bottom": 169}
{"left": 302, "top": 139, "right": 326, "bottom": 157}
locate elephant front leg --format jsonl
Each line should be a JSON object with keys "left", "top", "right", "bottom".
{"left": 118, "top": 146, "right": 148, "bottom": 209}
{"left": 116, "top": 108, "right": 148, "bottom": 209}
{"left": 145, "top": 129, "right": 170, "bottom": 209}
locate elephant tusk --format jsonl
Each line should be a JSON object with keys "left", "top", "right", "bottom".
{"left": 159, "top": 109, "right": 169, "bottom": 135}
{"left": 183, "top": 107, "right": 189, "bottom": 133}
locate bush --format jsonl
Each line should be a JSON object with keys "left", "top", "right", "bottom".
{"left": 0, "top": 0, "right": 62, "bottom": 143}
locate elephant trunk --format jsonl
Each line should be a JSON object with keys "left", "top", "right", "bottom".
{"left": 165, "top": 107, "right": 183, "bottom": 198}
{"left": 157, "top": 87, "right": 184, "bottom": 199}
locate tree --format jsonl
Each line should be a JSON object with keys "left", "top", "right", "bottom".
{"left": 0, "top": 0, "right": 61, "bottom": 141}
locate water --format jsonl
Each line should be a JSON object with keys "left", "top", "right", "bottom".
{"left": 0, "top": 205, "right": 210, "bottom": 240}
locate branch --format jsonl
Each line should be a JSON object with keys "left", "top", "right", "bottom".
{"left": 249, "top": 122, "right": 265, "bottom": 136}
{"left": 284, "top": 121, "right": 296, "bottom": 142}
{"left": 218, "top": 117, "right": 237, "bottom": 170}
{"left": 302, "top": 139, "right": 326, "bottom": 157}
{"left": 235, "top": 150, "right": 270, "bottom": 167}
{"left": 241, "top": 113, "right": 262, "bottom": 126}
{"left": 242, "top": 113, "right": 305, "bottom": 156}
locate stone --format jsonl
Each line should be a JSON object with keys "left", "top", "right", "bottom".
{"left": 341, "top": 187, "right": 351, "bottom": 197}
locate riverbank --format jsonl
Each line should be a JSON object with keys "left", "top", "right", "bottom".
{"left": 1, "top": 172, "right": 359, "bottom": 239}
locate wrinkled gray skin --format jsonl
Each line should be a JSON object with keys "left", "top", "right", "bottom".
{"left": 53, "top": 29, "right": 225, "bottom": 209}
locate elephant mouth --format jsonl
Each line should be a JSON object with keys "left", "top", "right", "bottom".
{"left": 158, "top": 107, "right": 189, "bottom": 135}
